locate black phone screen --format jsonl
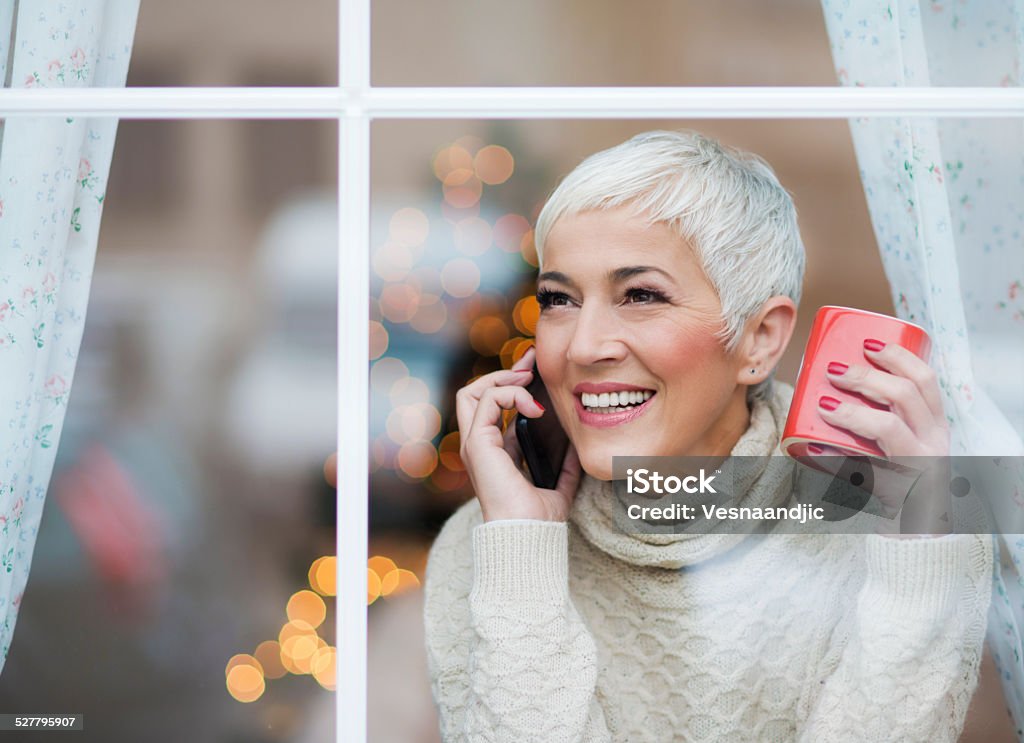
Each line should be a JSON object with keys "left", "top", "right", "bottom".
{"left": 514, "top": 362, "right": 571, "bottom": 489}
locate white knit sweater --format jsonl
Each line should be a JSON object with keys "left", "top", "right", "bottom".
{"left": 423, "top": 383, "right": 993, "bottom": 742}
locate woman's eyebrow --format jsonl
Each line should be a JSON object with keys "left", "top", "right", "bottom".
{"left": 608, "top": 265, "right": 676, "bottom": 284}
{"left": 537, "top": 266, "right": 676, "bottom": 287}
{"left": 537, "top": 270, "right": 575, "bottom": 287}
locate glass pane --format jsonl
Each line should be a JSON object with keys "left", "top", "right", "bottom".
{"left": 130, "top": 0, "right": 337, "bottom": 87}
{"left": 372, "top": 0, "right": 835, "bottom": 87}
{"left": 367, "top": 118, "right": 1021, "bottom": 741}
{"left": 0, "top": 120, "right": 338, "bottom": 741}
{"left": 366, "top": 118, "right": 879, "bottom": 737}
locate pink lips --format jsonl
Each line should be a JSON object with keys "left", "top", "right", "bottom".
{"left": 574, "top": 392, "right": 655, "bottom": 428}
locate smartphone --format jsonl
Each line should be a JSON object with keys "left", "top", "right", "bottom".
{"left": 514, "top": 362, "right": 571, "bottom": 489}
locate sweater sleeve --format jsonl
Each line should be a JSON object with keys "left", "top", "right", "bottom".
{"left": 797, "top": 533, "right": 994, "bottom": 743}
{"left": 424, "top": 508, "right": 612, "bottom": 742}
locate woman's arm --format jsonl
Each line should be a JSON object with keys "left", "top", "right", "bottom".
{"left": 424, "top": 509, "right": 612, "bottom": 742}
{"left": 797, "top": 533, "right": 993, "bottom": 742}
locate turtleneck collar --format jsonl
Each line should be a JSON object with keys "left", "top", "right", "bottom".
{"left": 567, "top": 382, "right": 796, "bottom": 569}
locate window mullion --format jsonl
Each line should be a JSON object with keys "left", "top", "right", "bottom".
{"left": 337, "top": 0, "right": 371, "bottom": 742}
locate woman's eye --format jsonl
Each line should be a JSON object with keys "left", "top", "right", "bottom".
{"left": 624, "top": 288, "right": 665, "bottom": 304}
{"left": 536, "top": 289, "right": 572, "bottom": 309}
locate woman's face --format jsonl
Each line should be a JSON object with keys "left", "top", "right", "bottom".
{"left": 535, "top": 206, "right": 751, "bottom": 481}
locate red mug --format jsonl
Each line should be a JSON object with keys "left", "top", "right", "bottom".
{"left": 782, "top": 306, "right": 932, "bottom": 461}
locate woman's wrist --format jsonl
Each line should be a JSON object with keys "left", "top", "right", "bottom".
{"left": 471, "top": 520, "right": 569, "bottom": 604}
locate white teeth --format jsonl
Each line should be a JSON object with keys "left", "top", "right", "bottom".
{"left": 580, "top": 389, "right": 655, "bottom": 412}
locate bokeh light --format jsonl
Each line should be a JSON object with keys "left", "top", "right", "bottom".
{"left": 369, "top": 320, "right": 389, "bottom": 360}
{"left": 370, "top": 357, "right": 409, "bottom": 394}
{"left": 494, "top": 213, "right": 531, "bottom": 253}
{"left": 440, "top": 258, "right": 481, "bottom": 298}
{"left": 499, "top": 336, "right": 527, "bottom": 369}
{"left": 279, "top": 619, "right": 317, "bottom": 647}
{"left": 438, "top": 431, "right": 463, "bottom": 471}
{"left": 433, "top": 145, "right": 473, "bottom": 182}
{"left": 311, "top": 645, "right": 335, "bottom": 676}
{"left": 282, "top": 633, "right": 319, "bottom": 675}
{"left": 379, "top": 282, "right": 421, "bottom": 323}
{"left": 372, "top": 241, "right": 415, "bottom": 282}
{"left": 367, "top": 568, "right": 382, "bottom": 605}
{"left": 226, "top": 664, "right": 265, "bottom": 703}
{"left": 226, "top": 653, "right": 264, "bottom": 678}
{"left": 388, "top": 207, "right": 430, "bottom": 248}
{"left": 368, "top": 555, "right": 397, "bottom": 578}
{"left": 308, "top": 556, "right": 337, "bottom": 597}
{"left": 389, "top": 375, "right": 431, "bottom": 406}
{"left": 399, "top": 402, "right": 441, "bottom": 441}
{"left": 286, "top": 590, "right": 327, "bottom": 630}
{"left": 397, "top": 441, "right": 439, "bottom": 479}
{"left": 453, "top": 216, "right": 492, "bottom": 256}
{"left": 469, "top": 316, "right": 510, "bottom": 356}
{"left": 254, "top": 641, "right": 288, "bottom": 680}
{"left": 386, "top": 404, "right": 438, "bottom": 444}
{"left": 443, "top": 169, "right": 483, "bottom": 209}
{"left": 474, "top": 145, "right": 515, "bottom": 185}
{"left": 409, "top": 296, "right": 448, "bottom": 334}
{"left": 512, "top": 295, "right": 540, "bottom": 335}
{"left": 380, "top": 568, "right": 421, "bottom": 596}
{"left": 311, "top": 646, "right": 337, "bottom": 691}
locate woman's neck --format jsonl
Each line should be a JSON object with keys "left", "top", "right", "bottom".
{"left": 693, "top": 384, "right": 752, "bottom": 458}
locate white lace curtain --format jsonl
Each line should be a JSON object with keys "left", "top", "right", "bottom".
{"left": 0, "top": 0, "right": 139, "bottom": 671}
{"left": 821, "top": 0, "right": 1024, "bottom": 733}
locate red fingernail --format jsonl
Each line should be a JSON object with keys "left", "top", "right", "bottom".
{"left": 826, "top": 361, "right": 848, "bottom": 376}
{"left": 819, "top": 396, "right": 841, "bottom": 411}
{"left": 863, "top": 339, "right": 886, "bottom": 353}
{"left": 807, "top": 443, "right": 825, "bottom": 455}
{"left": 534, "top": 400, "right": 545, "bottom": 412}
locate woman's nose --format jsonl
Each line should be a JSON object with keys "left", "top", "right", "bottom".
{"left": 565, "top": 304, "right": 627, "bottom": 365}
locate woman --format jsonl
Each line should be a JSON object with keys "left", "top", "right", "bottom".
{"left": 423, "top": 130, "right": 993, "bottom": 741}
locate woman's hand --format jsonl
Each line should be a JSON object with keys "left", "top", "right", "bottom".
{"left": 456, "top": 346, "right": 582, "bottom": 523}
{"left": 817, "top": 338, "right": 951, "bottom": 535}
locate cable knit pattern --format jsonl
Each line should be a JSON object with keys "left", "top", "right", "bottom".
{"left": 424, "top": 383, "right": 994, "bottom": 742}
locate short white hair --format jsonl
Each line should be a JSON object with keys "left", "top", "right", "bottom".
{"left": 534, "top": 129, "right": 805, "bottom": 400}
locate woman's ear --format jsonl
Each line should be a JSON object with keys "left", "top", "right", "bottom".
{"left": 734, "top": 296, "right": 798, "bottom": 386}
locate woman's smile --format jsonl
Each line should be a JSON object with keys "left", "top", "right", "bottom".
{"left": 573, "top": 387, "right": 657, "bottom": 428}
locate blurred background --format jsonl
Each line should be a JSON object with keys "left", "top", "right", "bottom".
{"left": 0, "top": 1, "right": 921, "bottom": 741}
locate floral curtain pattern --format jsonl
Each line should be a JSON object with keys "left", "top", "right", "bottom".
{"left": 0, "top": 0, "right": 139, "bottom": 672}
{"left": 821, "top": 0, "right": 1024, "bottom": 735}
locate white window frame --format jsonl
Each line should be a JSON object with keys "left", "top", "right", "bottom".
{"left": 1, "top": 1, "right": 1021, "bottom": 740}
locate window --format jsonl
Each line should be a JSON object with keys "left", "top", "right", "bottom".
{"left": 4, "top": 2, "right": 1019, "bottom": 739}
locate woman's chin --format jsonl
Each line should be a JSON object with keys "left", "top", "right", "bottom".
{"left": 577, "top": 452, "right": 617, "bottom": 482}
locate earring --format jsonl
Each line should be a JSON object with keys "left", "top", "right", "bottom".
{"left": 750, "top": 368, "right": 756, "bottom": 374}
